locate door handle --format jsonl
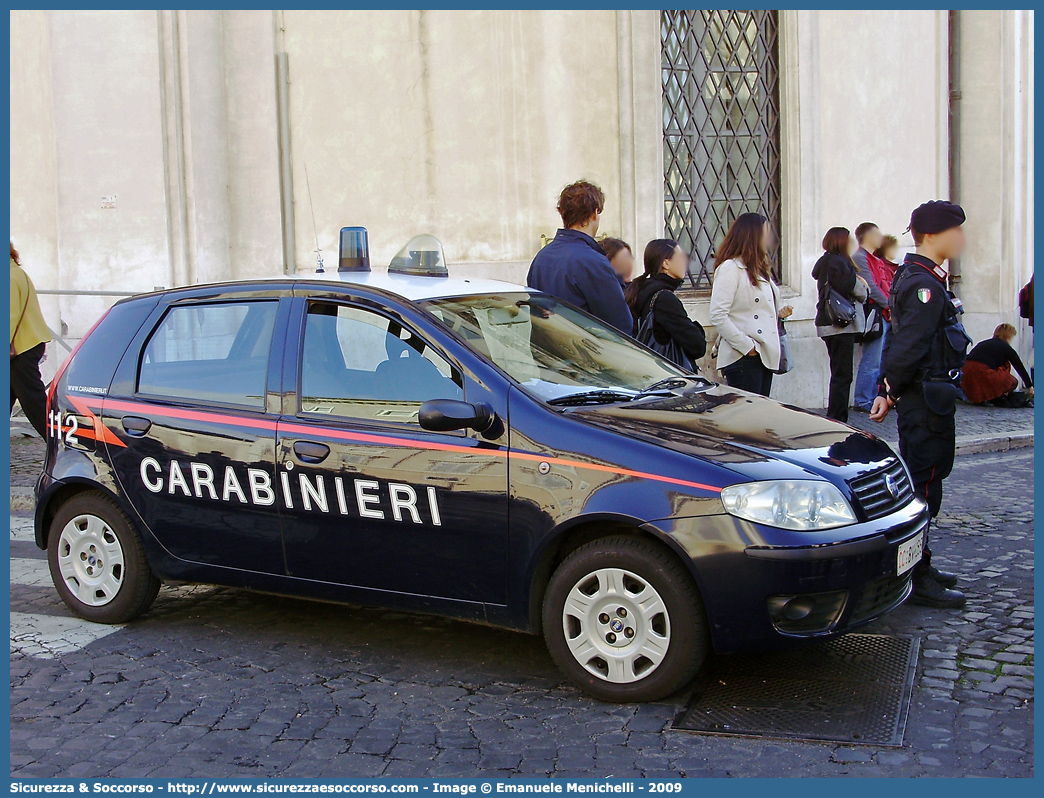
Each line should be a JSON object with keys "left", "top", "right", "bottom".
{"left": 293, "top": 441, "right": 331, "bottom": 464}
{"left": 121, "top": 416, "right": 152, "bottom": 436}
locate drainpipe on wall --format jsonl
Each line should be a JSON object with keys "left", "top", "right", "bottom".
{"left": 276, "top": 50, "right": 296, "bottom": 275}
{"left": 947, "top": 10, "right": 962, "bottom": 291}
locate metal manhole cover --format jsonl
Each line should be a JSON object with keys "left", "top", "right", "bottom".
{"left": 673, "top": 634, "right": 919, "bottom": 746}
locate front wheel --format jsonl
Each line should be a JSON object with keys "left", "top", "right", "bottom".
{"left": 47, "top": 491, "right": 160, "bottom": 624}
{"left": 542, "top": 536, "right": 710, "bottom": 702}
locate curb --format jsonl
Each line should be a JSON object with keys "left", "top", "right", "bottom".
{"left": 954, "top": 432, "right": 1034, "bottom": 456}
{"left": 9, "top": 433, "right": 1031, "bottom": 514}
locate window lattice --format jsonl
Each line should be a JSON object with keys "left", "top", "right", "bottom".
{"left": 662, "top": 10, "right": 782, "bottom": 289}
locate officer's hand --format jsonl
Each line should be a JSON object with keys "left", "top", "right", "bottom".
{"left": 1028, "top": 386, "right": 1034, "bottom": 398}
{"left": 869, "top": 395, "right": 892, "bottom": 422}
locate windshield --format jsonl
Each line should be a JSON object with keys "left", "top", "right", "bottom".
{"left": 420, "top": 293, "right": 687, "bottom": 401}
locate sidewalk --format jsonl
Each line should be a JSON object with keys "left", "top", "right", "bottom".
{"left": 823, "top": 401, "right": 1034, "bottom": 456}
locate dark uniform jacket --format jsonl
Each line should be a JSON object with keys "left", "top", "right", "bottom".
{"left": 630, "top": 273, "right": 707, "bottom": 362}
{"left": 879, "top": 253, "right": 969, "bottom": 400}
{"left": 526, "top": 229, "right": 633, "bottom": 333}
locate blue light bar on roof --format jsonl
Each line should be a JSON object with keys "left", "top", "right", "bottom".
{"left": 339, "top": 227, "right": 371, "bottom": 272}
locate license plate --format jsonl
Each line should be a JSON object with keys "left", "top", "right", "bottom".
{"left": 897, "top": 533, "right": 924, "bottom": 576}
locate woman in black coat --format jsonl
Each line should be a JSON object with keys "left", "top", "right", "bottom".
{"left": 624, "top": 239, "right": 706, "bottom": 368}
{"left": 812, "top": 227, "right": 869, "bottom": 421}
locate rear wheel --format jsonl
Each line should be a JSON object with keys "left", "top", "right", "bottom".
{"left": 47, "top": 491, "right": 160, "bottom": 624}
{"left": 542, "top": 536, "right": 709, "bottom": 702}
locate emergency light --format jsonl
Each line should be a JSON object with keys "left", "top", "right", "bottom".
{"left": 389, "top": 234, "right": 449, "bottom": 278}
{"left": 338, "top": 227, "right": 371, "bottom": 272}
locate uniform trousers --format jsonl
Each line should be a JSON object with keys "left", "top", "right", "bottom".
{"left": 896, "top": 388, "right": 956, "bottom": 577}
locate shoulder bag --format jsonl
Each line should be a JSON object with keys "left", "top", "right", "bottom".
{"left": 771, "top": 284, "right": 794, "bottom": 374}
{"left": 636, "top": 290, "right": 694, "bottom": 372}
{"left": 857, "top": 302, "right": 885, "bottom": 343}
{"left": 824, "top": 282, "right": 857, "bottom": 327}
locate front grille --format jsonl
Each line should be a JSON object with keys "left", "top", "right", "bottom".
{"left": 848, "top": 459, "right": 914, "bottom": 520}
{"left": 849, "top": 572, "right": 913, "bottom": 625}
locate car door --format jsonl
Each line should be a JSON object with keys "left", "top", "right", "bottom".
{"left": 104, "top": 292, "right": 289, "bottom": 575}
{"left": 275, "top": 295, "right": 510, "bottom": 605}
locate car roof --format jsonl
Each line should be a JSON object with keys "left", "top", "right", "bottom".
{"left": 294, "top": 269, "right": 528, "bottom": 302}
{"left": 127, "top": 270, "right": 532, "bottom": 306}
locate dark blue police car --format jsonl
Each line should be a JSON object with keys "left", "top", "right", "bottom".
{"left": 36, "top": 231, "right": 927, "bottom": 701}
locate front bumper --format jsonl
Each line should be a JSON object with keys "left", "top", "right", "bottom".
{"left": 651, "top": 497, "right": 930, "bottom": 654}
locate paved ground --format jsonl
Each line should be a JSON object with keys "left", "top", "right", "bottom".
{"left": 818, "top": 401, "right": 1034, "bottom": 450}
{"left": 8, "top": 444, "right": 1033, "bottom": 778}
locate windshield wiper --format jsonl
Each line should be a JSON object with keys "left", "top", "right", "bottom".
{"left": 546, "top": 389, "right": 638, "bottom": 407}
{"left": 636, "top": 375, "right": 713, "bottom": 396}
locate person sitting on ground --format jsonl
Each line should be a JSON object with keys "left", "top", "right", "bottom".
{"left": 527, "top": 180, "right": 633, "bottom": 333}
{"left": 600, "top": 237, "right": 635, "bottom": 286}
{"left": 961, "top": 323, "right": 1033, "bottom": 406}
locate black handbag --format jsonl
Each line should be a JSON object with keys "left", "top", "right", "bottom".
{"left": 826, "top": 285, "right": 857, "bottom": 327}
{"left": 636, "top": 290, "right": 694, "bottom": 372}
{"left": 857, "top": 302, "right": 885, "bottom": 343}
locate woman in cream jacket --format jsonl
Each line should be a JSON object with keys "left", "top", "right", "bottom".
{"left": 709, "top": 213, "right": 792, "bottom": 396}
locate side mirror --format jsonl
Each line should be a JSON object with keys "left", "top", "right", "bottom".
{"left": 419, "top": 399, "right": 495, "bottom": 434}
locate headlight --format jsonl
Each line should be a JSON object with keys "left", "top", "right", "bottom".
{"left": 720, "top": 480, "right": 856, "bottom": 530}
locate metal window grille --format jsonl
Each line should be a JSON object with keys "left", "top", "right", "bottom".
{"left": 662, "top": 10, "right": 782, "bottom": 290}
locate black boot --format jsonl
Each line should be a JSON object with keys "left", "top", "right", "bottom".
{"left": 911, "top": 575, "right": 966, "bottom": 608}
{"left": 927, "top": 565, "right": 958, "bottom": 588}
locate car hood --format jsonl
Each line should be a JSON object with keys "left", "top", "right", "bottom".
{"left": 571, "top": 384, "right": 897, "bottom": 483}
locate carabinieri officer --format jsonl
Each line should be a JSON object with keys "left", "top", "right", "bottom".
{"left": 870, "top": 200, "right": 972, "bottom": 609}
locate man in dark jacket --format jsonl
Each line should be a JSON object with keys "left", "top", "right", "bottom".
{"left": 871, "top": 200, "right": 970, "bottom": 609}
{"left": 527, "top": 181, "right": 633, "bottom": 333}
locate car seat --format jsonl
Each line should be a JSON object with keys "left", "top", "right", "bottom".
{"left": 374, "top": 335, "right": 461, "bottom": 402}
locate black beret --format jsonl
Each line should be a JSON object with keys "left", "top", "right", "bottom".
{"left": 908, "top": 200, "right": 966, "bottom": 234}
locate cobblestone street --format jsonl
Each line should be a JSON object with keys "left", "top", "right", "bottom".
{"left": 9, "top": 448, "right": 1033, "bottom": 778}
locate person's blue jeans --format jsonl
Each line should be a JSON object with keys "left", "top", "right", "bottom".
{"left": 853, "top": 320, "right": 889, "bottom": 409}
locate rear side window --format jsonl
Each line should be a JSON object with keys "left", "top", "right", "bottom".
{"left": 61, "top": 296, "right": 161, "bottom": 397}
{"left": 138, "top": 301, "right": 276, "bottom": 407}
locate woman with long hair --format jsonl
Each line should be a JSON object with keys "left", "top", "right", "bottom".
{"left": 708, "top": 213, "right": 792, "bottom": 396}
{"left": 624, "top": 239, "right": 706, "bottom": 368}
{"left": 812, "top": 227, "right": 869, "bottom": 421}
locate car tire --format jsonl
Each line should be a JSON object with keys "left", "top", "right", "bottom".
{"left": 47, "top": 491, "right": 160, "bottom": 624}
{"left": 542, "top": 535, "right": 709, "bottom": 702}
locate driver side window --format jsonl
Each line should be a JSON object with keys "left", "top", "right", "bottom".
{"left": 299, "top": 302, "right": 463, "bottom": 424}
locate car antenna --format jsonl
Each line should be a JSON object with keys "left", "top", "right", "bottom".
{"left": 303, "top": 160, "right": 324, "bottom": 273}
